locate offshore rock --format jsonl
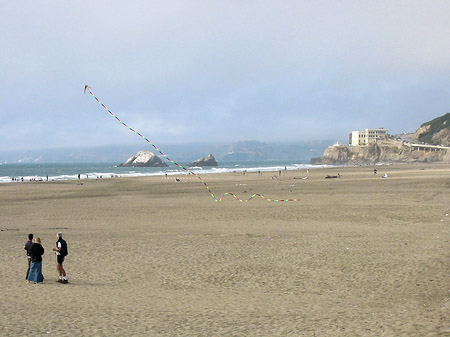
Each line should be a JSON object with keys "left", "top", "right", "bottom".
{"left": 187, "top": 154, "right": 218, "bottom": 167}
{"left": 119, "top": 150, "right": 168, "bottom": 167}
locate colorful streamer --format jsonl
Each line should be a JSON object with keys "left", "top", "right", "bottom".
{"left": 86, "top": 86, "right": 299, "bottom": 202}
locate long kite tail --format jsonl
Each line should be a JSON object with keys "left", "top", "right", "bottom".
{"left": 86, "top": 86, "right": 300, "bottom": 203}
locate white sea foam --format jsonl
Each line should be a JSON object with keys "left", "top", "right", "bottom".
{"left": 0, "top": 162, "right": 328, "bottom": 183}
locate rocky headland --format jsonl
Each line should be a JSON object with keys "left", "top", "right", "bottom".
{"left": 311, "top": 113, "right": 450, "bottom": 165}
{"left": 310, "top": 140, "right": 449, "bottom": 165}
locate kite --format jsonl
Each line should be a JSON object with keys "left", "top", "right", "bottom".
{"left": 85, "top": 85, "right": 300, "bottom": 202}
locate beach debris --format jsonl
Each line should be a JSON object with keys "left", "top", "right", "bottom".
{"left": 325, "top": 173, "right": 340, "bottom": 179}
{"left": 381, "top": 173, "right": 388, "bottom": 178}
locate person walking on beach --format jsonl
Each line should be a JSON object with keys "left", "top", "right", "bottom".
{"left": 24, "top": 233, "right": 33, "bottom": 280}
{"left": 53, "top": 232, "right": 68, "bottom": 284}
{"left": 27, "top": 237, "right": 44, "bottom": 284}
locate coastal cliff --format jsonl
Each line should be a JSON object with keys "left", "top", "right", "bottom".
{"left": 414, "top": 112, "right": 450, "bottom": 146}
{"left": 311, "top": 113, "right": 450, "bottom": 165}
{"left": 310, "top": 140, "right": 448, "bottom": 165}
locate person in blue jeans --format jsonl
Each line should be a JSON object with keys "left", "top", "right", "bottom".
{"left": 27, "top": 237, "right": 44, "bottom": 284}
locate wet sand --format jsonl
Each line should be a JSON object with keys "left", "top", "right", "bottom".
{"left": 0, "top": 164, "right": 449, "bottom": 336}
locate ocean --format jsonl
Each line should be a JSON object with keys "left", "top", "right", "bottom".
{"left": 0, "top": 161, "right": 317, "bottom": 183}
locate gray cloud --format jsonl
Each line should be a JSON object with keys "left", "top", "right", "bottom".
{"left": 1, "top": 1, "right": 449, "bottom": 151}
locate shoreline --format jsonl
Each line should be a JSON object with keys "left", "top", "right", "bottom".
{"left": 1, "top": 163, "right": 449, "bottom": 336}
{"left": 2, "top": 160, "right": 449, "bottom": 185}
{"left": 0, "top": 160, "right": 314, "bottom": 184}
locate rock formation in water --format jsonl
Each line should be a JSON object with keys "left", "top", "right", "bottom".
{"left": 187, "top": 154, "right": 218, "bottom": 167}
{"left": 119, "top": 150, "right": 168, "bottom": 167}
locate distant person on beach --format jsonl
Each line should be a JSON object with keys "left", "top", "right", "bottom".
{"left": 53, "top": 232, "right": 68, "bottom": 284}
{"left": 27, "top": 237, "right": 44, "bottom": 284}
{"left": 24, "top": 233, "right": 33, "bottom": 280}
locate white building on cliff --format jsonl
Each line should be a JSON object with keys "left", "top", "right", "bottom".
{"left": 349, "top": 128, "right": 388, "bottom": 146}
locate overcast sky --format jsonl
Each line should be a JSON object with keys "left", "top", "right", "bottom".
{"left": 1, "top": 1, "right": 449, "bottom": 151}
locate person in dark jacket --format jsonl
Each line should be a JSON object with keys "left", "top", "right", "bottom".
{"left": 24, "top": 233, "right": 33, "bottom": 280}
{"left": 27, "top": 237, "right": 44, "bottom": 284}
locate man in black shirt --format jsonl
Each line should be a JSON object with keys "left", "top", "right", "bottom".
{"left": 53, "top": 232, "right": 68, "bottom": 284}
{"left": 24, "top": 233, "right": 33, "bottom": 280}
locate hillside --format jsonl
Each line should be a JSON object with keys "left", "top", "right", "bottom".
{"left": 414, "top": 112, "right": 450, "bottom": 146}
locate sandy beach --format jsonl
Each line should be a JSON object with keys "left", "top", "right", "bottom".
{"left": 0, "top": 164, "right": 449, "bottom": 336}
